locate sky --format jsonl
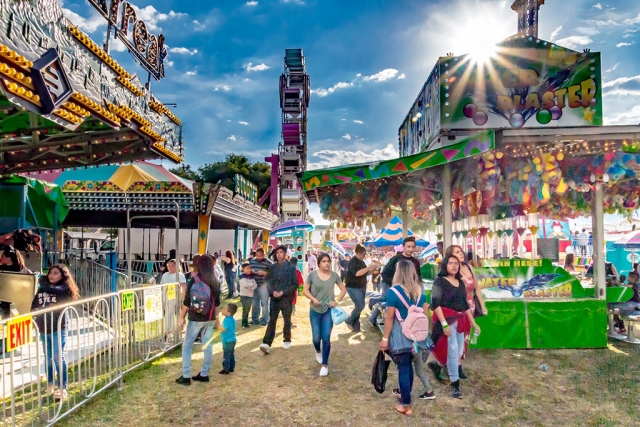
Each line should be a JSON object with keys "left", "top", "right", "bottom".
{"left": 61, "top": 0, "right": 640, "bottom": 224}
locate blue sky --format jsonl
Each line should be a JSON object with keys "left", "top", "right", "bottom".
{"left": 62, "top": 0, "right": 640, "bottom": 222}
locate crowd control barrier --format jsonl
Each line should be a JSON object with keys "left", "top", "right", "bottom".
{"left": 0, "top": 282, "right": 182, "bottom": 426}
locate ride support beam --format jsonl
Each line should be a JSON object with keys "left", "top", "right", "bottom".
{"left": 442, "top": 164, "right": 453, "bottom": 249}
{"left": 591, "top": 185, "right": 605, "bottom": 300}
{"left": 197, "top": 215, "right": 211, "bottom": 254}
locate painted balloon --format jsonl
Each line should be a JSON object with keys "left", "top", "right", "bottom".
{"left": 463, "top": 103, "right": 478, "bottom": 119}
{"left": 536, "top": 109, "right": 552, "bottom": 125}
{"left": 473, "top": 111, "right": 488, "bottom": 126}
{"left": 509, "top": 113, "right": 525, "bottom": 128}
{"left": 550, "top": 106, "right": 563, "bottom": 120}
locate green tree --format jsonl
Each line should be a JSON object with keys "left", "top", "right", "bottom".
{"left": 169, "top": 164, "right": 200, "bottom": 181}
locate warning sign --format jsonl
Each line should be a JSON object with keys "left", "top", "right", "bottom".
{"left": 144, "top": 288, "right": 163, "bottom": 324}
{"left": 6, "top": 314, "right": 33, "bottom": 352}
{"left": 121, "top": 291, "right": 135, "bottom": 311}
{"left": 167, "top": 284, "right": 176, "bottom": 301}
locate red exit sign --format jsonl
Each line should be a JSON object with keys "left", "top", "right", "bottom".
{"left": 6, "top": 315, "right": 33, "bottom": 352}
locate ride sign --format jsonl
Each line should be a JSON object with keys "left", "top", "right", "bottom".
{"left": 121, "top": 291, "right": 135, "bottom": 311}
{"left": 5, "top": 315, "right": 33, "bottom": 352}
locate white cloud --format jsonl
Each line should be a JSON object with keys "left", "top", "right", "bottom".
{"left": 363, "top": 68, "right": 399, "bottom": 82}
{"left": 616, "top": 42, "right": 633, "bottom": 47}
{"left": 353, "top": 120, "right": 363, "bottom": 124}
{"left": 131, "top": 5, "right": 188, "bottom": 32}
{"left": 243, "top": 78, "right": 251, "bottom": 82}
{"left": 340, "top": 118, "right": 346, "bottom": 121}
{"left": 593, "top": 3, "right": 603, "bottom": 9}
{"left": 605, "top": 63, "right": 619, "bottom": 72}
{"left": 623, "top": 14, "right": 640, "bottom": 25}
{"left": 397, "top": 73, "right": 406, "bottom": 80}
{"left": 341, "top": 133, "right": 352, "bottom": 140}
{"left": 243, "top": 62, "right": 270, "bottom": 72}
{"left": 574, "top": 27, "right": 600, "bottom": 36}
{"left": 554, "top": 36, "right": 593, "bottom": 49}
{"left": 226, "top": 120, "right": 232, "bottom": 123}
{"left": 193, "top": 20, "right": 206, "bottom": 31}
{"left": 550, "top": 25, "right": 562, "bottom": 41}
{"left": 607, "top": 105, "right": 640, "bottom": 125}
{"left": 166, "top": 61, "right": 174, "bottom": 67}
{"left": 312, "top": 81, "right": 353, "bottom": 97}
{"left": 239, "top": 121, "right": 249, "bottom": 125}
{"left": 185, "top": 70, "right": 197, "bottom": 76}
{"left": 213, "top": 85, "right": 231, "bottom": 92}
{"left": 603, "top": 75, "right": 640, "bottom": 88}
{"left": 587, "top": 19, "right": 621, "bottom": 27}
{"left": 110, "top": 37, "right": 127, "bottom": 52}
{"left": 308, "top": 144, "right": 399, "bottom": 170}
{"left": 169, "top": 47, "right": 198, "bottom": 55}
{"left": 227, "top": 135, "right": 237, "bottom": 142}
{"left": 282, "top": 0, "right": 305, "bottom": 4}
{"left": 246, "top": 1, "right": 258, "bottom": 5}
{"left": 62, "top": 8, "right": 106, "bottom": 33}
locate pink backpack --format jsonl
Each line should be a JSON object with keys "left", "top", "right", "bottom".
{"left": 390, "top": 287, "right": 430, "bottom": 343}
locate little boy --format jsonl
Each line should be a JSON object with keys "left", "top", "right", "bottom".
{"left": 219, "top": 303, "right": 237, "bottom": 375}
{"left": 238, "top": 263, "right": 258, "bottom": 328}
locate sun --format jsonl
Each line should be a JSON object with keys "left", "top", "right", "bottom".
{"left": 447, "top": 6, "right": 513, "bottom": 63}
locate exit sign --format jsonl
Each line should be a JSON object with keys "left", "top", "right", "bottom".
{"left": 6, "top": 315, "right": 33, "bottom": 352}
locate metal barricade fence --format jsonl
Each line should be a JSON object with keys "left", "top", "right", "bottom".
{"left": 0, "top": 282, "right": 182, "bottom": 426}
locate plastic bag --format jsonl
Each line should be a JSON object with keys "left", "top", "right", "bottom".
{"left": 331, "top": 306, "right": 348, "bottom": 324}
{"left": 371, "top": 350, "right": 391, "bottom": 394}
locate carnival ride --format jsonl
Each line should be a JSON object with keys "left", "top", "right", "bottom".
{"left": 266, "top": 49, "right": 310, "bottom": 222}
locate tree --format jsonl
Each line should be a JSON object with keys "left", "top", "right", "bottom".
{"left": 169, "top": 164, "right": 200, "bottom": 181}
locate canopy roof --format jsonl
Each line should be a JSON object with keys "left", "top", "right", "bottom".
{"left": 0, "top": 176, "right": 69, "bottom": 229}
{"left": 367, "top": 216, "right": 429, "bottom": 247}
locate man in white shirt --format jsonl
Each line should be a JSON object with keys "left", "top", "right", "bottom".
{"left": 578, "top": 229, "right": 589, "bottom": 257}
{"left": 160, "top": 259, "right": 187, "bottom": 296}
{"left": 211, "top": 255, "right": 225, "bottom": 286}
{"left": 307, "top": 250, "right": 317, "bottom": 271}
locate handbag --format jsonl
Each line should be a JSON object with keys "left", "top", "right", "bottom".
{"left": 331, "top": 306, "right": 348, "bottom": 324}
{"left": 371, "top": 350, "right": 391, "bottom": 394}
{"left": 473, "top": 292, "right": 485, "bottom": 318}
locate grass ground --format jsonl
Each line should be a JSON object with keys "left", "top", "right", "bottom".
{"left": 59, "top": 296, "right": 640, "bottom": 427}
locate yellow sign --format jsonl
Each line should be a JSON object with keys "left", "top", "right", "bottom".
{"left": 121, "top": 291, "right": 135, "bottom": 311}
{"left": 167, "top": 284, "right": 176, "bottom": 301}
{"left": 6, "top": 314, "right": 33, "bottom": 352}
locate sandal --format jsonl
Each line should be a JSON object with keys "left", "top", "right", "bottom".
{"left": 394, "top": 404, "right": 412, "bottom": 416}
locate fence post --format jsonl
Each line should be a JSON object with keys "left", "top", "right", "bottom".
{"left": 108, "top": 252, "right": 118, "bottom": 292}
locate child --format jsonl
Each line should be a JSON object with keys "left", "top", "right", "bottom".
{"left": 290, "top": 257, "right": 304, "bottom": 328}
{"left": 31, "top": 264, "right": 80, "bottom": 400}
{"left": 372, "top": 259, "right": 382, "bottom": 293}
{"left": 238, "top": 263, "right": 258, "bottom": 328}
{"left": 219, "top": 303, "right": 237, "bottom": 375}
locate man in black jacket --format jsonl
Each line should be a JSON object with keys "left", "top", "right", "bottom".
{"left": 259, "top": 246, "right": 299, "bottom": 354}
{"left": 381, "top": 236, "right": 421, "bottom": 295}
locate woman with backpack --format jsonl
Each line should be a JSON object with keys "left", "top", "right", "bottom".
{"left": 378, "top": 260, "right": 429, "bottom": 416}
{"left": 427, "top": 255, "right": 481, "bottom": 399}
{"left": 176, "top": 255, "right": 222, "bottom": 386}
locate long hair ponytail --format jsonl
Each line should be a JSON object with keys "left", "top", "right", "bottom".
{"left": 392, "top": 260, "right": 421, "bottom": 301}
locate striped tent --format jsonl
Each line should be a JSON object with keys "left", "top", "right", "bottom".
{"left": 367, "top": 216, "right": 429, "bottom": 247}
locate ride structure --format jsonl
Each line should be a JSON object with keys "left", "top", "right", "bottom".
{"left": 266, "top": 49, "right": 310, "bottom": 222}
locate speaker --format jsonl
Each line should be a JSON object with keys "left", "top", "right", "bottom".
{"left": 292, "top": 229, "right": 306, "bottom": 267}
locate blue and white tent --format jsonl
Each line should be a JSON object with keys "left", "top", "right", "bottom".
{"left": 367, "top": 216, "right": 429, "bottom": 247}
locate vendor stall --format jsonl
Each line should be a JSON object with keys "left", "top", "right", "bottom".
{"left": 300, "top": 1, "right": 640, "bottom": 348}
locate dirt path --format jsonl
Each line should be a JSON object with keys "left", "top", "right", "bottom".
{"left": 61, "top": 296, "right": 640, "bottom": 427}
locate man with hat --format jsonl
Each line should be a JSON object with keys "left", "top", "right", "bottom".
{"left": 259, "top": 245, "right": 299, "bottom": 354}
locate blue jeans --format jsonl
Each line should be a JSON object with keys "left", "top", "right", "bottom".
{"left": 447, "top": 322, "right": 465, "bottom": 382}
{"left": 395, "top": 352, "right": 414, "bottom": 406}
{"left": 182, "top": 320, "right": 215, "bottom": 378}
{"left": 252, "top": 285, "right": 270, "bottom": 324}
{"left": 222, "top": 341, "right": 236, "bottom": 372}
{"left": 345, "top": 287, "right": 366, "bottom": 331}
{"left": 309, "top": 309, "right": 333, "bottom": 365}
{"left": 40, "top": 331, "right": 68, "bottom": 388}
{"left": 226, "top": 271, "right": 236, "bottom": 298}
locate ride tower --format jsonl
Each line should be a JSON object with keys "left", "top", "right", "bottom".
{"left": 268, "top": 49, "right": 310, "bottom": 221}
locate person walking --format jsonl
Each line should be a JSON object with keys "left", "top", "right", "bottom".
{"left": 176, "top": 255, "right": 222, "bottom": 386}
{"left": 445, "top": 245, "right": 487, "bottom": 380}
{"left": 238, "top": 262, "right": 257, "bottom": 328}
{"left": 378, "top": 260, "right": 429, "bottom": 416}
{"left": 339, "top": 254, "right": 350, "bottom": 282}
{"left": 578, "top": 229, "right": 589, "bottom": 257}
{"left": 307, "top": 250, "right": 317, "bottom": 272}
{"left": 428, "top": 255, "right": 481, "bottom": 399}
{"left": 221, "top": 251, "right": 237, "bottom": 299}
{"left": 259, "top": 246, "right": 299, "bottom": 354}
{"left": 303, "top": 253, "right": 347, "bottom": 377}
{"left": 250, "top": 248, "right": 272, "bottom": 326}
{"left": 345, "top": 245, "right": 377, "bottom": 333}
{"left": 31, "top": 264, "right": 80, "bottom": 400}
{"left": 218, "top": 303, "right": 238, "bottom": 375}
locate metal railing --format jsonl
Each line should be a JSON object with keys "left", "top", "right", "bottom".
{"left": 1, "top": 282, "right": 182, "bottom": 426}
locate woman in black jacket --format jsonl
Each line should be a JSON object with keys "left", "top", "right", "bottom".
{"left": 31, "top": 264, "right": 80, "bottom": 400}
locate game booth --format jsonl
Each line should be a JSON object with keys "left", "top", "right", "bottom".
{"left": 301, "top": 6, "right": 640, "bottom": 348}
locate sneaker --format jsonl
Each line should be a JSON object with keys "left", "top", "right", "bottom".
{"left": 368, "top": 319, "right": 377, "bottom": 329}
{"left": 315, "top": 352, "right": 323, "bottom": 364}
{"left": 392, "top": 388, "right": 400, "bottom": 396}
{"left": 242, "top": 324, "right": 250, "bottom": 329}
{"left": 619, "top": 327, "right": 628, "bottom": 334}
{"left": 218, "top": 370, "right": 230, "bottom": 375}
{"left": 283, "top": 342, "right": 291, "bottom": 350}
{"left": 192, "top": 373, "right": 210, "bottom": 383}
{"left": 175, "top": 376, "right": 191, "bottom": 386}
{"left": 260, "top": 321, "right": 268, "bottom": 326}
{"left": 427, "top": 361, "right": 445, "bottom": 382}
{"left": 319, "top": 366, "right": 329, "bottom": 377}
{"left": 259, "top": 343, "right": 271, "bottom": 354}
{"left": 419, "top": 391, "right": 436, "bottom": 400}
{"left": 458, "top": 365, "right": 468, "bottom": 380}
{"left": 46, "top": 385, "right": 55, "bottom": 394}
{"left": 450, "top": 380, "right": 462, "bottom": 399}
{"left": 53, "top": 389, "right": 67, "bottom": 400}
